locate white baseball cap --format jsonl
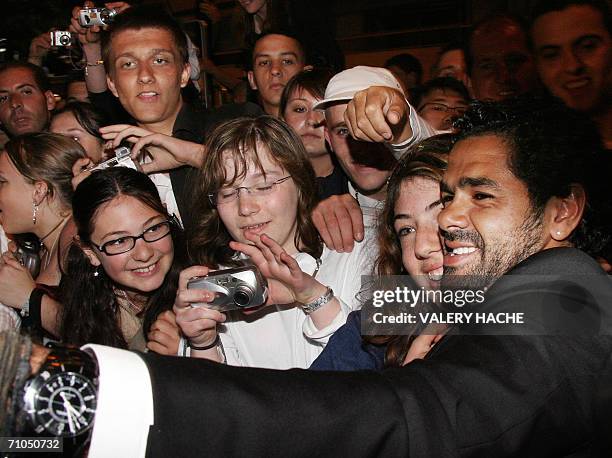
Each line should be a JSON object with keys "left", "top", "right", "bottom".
{"left": 313, "top": 66, "right": 404, "bottom": 111}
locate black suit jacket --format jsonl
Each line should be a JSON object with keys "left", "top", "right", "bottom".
{"left": 139, "top": 248, "right": 612, "bottom": 457}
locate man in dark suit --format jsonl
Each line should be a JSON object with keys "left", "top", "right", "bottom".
{"left": 3, "top": 97, "right": 612, "bottom": 457}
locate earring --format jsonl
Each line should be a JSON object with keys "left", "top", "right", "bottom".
{"left": 32, "top": 203, "right": 39, "bottom": 225}
{"left": 93, "top": 267, "right": 100, "bottom": 277}
{"left": 556, "top": 231, "right": 562, "bottom": 236}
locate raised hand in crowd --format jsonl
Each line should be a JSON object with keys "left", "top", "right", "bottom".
{"left": 311, "top": 194, "right": 364, "bottom": 253}
{"left": 198, "top": 1, "right": 221, "bottom": 24}
{"left": 100, "top": 124, "right": 206, "bottom": 173}
{"left": 27, "top": 32, "right": 52, "bottom": 66}
{"left": 147, "top": 310, "right": 182, "bottom": 355}
{"left": 69, "top": 2, "right": 131, "bottom": 93}
{"left": 173, "top": 265, "right": 226, "bottom": 361}
{"left": 71, "top": 157, "right": 94, "bottom": 190}
{"left": 344, "top": 86, "right": 413, "bottom": 144}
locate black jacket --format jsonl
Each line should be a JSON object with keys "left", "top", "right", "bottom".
{"left": 140, "top": 248, "right": 612, "bottom": 457}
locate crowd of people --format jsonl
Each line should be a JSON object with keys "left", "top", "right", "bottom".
{"left": 0, "top": 0, "right": 611, "bottom": 456}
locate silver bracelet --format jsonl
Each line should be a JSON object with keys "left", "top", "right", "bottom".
{"left": 301, "top": 287, "right": 334, "bottom": 314}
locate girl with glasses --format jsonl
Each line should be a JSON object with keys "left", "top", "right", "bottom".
{"left": 174, "top": 116, "right": 374, "bottom": 369}
{"left": 59, "top": 168, "right": 187, "bottom": 351}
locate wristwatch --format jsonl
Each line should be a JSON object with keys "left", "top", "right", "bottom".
{"left": 20, "top": 345, "right": 98, "bottom": 438}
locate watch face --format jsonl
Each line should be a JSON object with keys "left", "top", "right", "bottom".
{"left": 25, "top": 371, "right": 97, "bottom": 437}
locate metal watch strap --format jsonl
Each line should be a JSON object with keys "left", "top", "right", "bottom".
{"left": 302, "top": 287, "right": 334, "bottom": 314}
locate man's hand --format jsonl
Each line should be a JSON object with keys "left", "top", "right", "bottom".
{"left": 312, "top": 194, "right": 364, "bottom": 253}
{"left": 100, "top": 124, "right": 205, "bottom": 173}
{"left": 344, "top": 86, "right": 412, "bottom": 144}
{"left": 28, "top": 32, "right": 52, "bottom": 65}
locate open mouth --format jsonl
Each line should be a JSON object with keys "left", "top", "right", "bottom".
{"left": 137, "top": 91, "right": 159, "bottom": 101}
{"left": 426, "top": 266, "right": 444, "bottom": 282}
{"left": 241, "top": 221, "right": 270, "bottom": 236}
{"left": 132, "top": 261, "right": 158, "bottom": 275}
{"left": 564, "top": 79, "right": 590, "bottom": 90}
{"left": 443, "top": 241, "right": 480, "bottom": 268}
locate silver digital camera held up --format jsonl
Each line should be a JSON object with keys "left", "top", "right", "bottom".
{"left": 92, "top": 146, "right": 138, "bottom": 171}
{"left": 79, "top": 7, "right": 117, "bottom": 27}
{"left": 50, "top": 31, "right": 72, "bottom": 47}
{"left": 187, "top": 266, "right": 268, "bottom": 312}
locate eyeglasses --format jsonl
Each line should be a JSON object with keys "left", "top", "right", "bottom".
{"left": 209, "top": 176, "right": 292, "bottom": 206}
{"left": 419, "top": 102, "right": 468, "bottom": 116}
{"left": 95, "top": 220, "right": 172, "bottom": 256}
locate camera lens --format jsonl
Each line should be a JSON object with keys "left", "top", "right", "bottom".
{"left": 233, "top": 288, "right": 252, "bottom": 307}
{"left": 59, "top": 34, "right": 71, "bottom": 46}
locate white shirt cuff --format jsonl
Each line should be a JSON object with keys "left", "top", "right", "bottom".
{"left": 84, "top": 344, "right": 154, "bottom": 458}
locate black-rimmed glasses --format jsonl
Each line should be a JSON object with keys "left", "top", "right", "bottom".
{"left": 95, "top": 220, "right": 172, "bottom": 256}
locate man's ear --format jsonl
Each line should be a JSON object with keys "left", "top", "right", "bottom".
{"left": 324, "top": 124, "right": 333, "bottom": 152}
{"left": 180, "top": 62, "right": 191, "bottom": 88}
{"left": 107, "top": 74, "right": 119, "bottom": 98}
{"left": 247, "top": 70, "right": 258, "bottom": 91}
{"left": 44, "top": 90, "right": 56, "bottom": 111}
{"left": 545, "top": 184, "right": 586, "bottom": 242}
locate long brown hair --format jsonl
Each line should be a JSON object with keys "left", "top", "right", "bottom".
{"left": 188, "top": 116, "right": 322, "bottom": 267}
{"left": 366, "top": 134, "right": 455, "bottom": 367}
{"left": 3, "top": 133, "right": 86, "bottom": 212}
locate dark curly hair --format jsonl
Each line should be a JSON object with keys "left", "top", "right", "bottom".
{"left": 455, "top": 95, "right": 611, "bottom": 258}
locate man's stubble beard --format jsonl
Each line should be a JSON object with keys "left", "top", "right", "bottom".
{"left": 442, "top": 209, "right": 544, "bottom": 291}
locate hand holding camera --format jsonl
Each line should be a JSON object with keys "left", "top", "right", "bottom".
{"left": 173, "top": 265, "right": 227, "bottom": 353}
{"left": 0, "top": 247, "right": 36, "bottom": 310}
{"left": 229, "top": 234, "right": 329, "bottom": 307}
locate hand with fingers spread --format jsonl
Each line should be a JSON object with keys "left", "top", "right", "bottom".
{"left": 344, "top": 86, "right": 413, "bottom": 144}
{"left": 173, "top": 265, "right": 226, "bottom": 359}
{"left": 0, "top": 251, "right": 36, "bottom": 310}
{"left": 147, "top": 310, "right": 181, "bottom": 355}
{"left": 229, "top": 234, "right": 328, "bottom": 306}
{"left": 100, "top": 124, "right": 206, "bottom": 173}
{"left": 311, "top": 194, "right": 364, "bottom": 253}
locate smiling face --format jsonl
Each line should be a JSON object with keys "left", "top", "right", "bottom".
{"left": 50, "top": 111, "right": 105, "bottom": 163}
{"left": 394, "top": 177, "right": 444, "bottom": 290}
{"left": 0, "top": 67, "right": 55, "bottom": 137}
{"left": 282, "top": 87, "right": 326, "bottom": 157}
{"left": 470, "top": 19, "right": 537, "bottom": 102}
{"left": 532, "top": 5, "right": 612, "bottom": 113}
{"left": 247, "top": 34, "right": 305, "bottom": 116}
{"left": 438, "top": 135, "right": 549, "bottom": 288}
{"left": 216, "top": 145, "right": 300, "bottom": 254}
{"left": 86, "top": 194, "right": 174, "bottom": 296}
{"left": 106, "top": 27, "right": 190, "bottom": 134}
{"left": 0, "top": 151, "right": 36, "bottom": 234}
{"left": 325, "top": 103, "right": 392, "bottom": 200}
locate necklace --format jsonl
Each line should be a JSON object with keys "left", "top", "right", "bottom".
{"left": 39, "top": 216, "right": 70, "bottom": 272}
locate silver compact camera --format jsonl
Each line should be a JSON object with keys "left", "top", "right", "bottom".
{"left": 79, "top": 7, "right": 117, "bottom": 27}
{"left": 50, "top": 31, "right": 73, "bottom": 47}
{"left": 92, "top": 146, "right": 138, "bottom": 171}
{"left": 187, "top": 266, "right": 268, "bottom": 312}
